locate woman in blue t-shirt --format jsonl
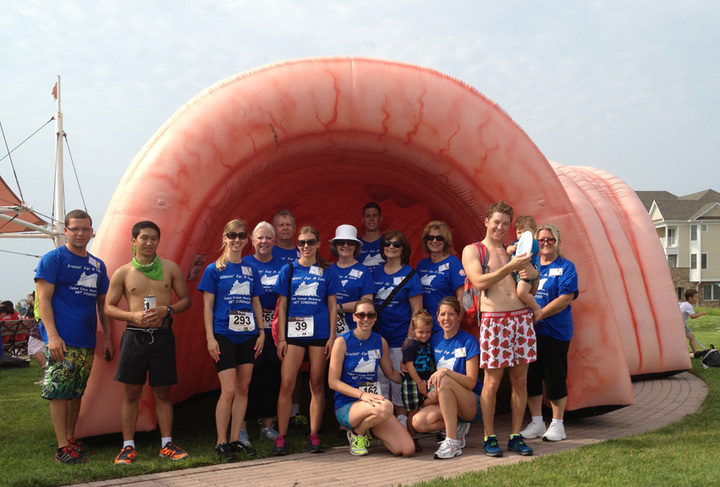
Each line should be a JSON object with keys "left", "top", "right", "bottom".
{"left": 328, "top": 224, "right": 375, "bottom": 334}
{"left": 412, "top": 297, "right": 482, "bottom": 460}
{"left": 198, "top": 219, "right": 265, "bottom": 460}
{"left": 272, "top": 226, "right": 340, "bottom": 455}
{"left": 415, "top": 221, "right": 466, "bottom": 333}
{"left": 519, "top": 224, "right": 578, "bottom": 443}
{"left": 372, "top": 229, "right": 423, "bottom": 420}
{"left": 328, "top": 298, "right": 414, "bottom": 457}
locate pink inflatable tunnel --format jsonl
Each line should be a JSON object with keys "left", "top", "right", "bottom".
{"left": 78, "top": 57, "right": 689, "bottom": 437}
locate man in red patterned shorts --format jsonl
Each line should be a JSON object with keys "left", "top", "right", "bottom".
{"left": 461, "top": 200, "right": 538, "bottom": 458}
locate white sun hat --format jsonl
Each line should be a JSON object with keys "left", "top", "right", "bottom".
{"left": 330, "top": 224, "right": 362, "bottom": 246}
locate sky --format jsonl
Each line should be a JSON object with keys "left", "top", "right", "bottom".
{"left": 1, "top": 0, "right": 719, "bottom": 304}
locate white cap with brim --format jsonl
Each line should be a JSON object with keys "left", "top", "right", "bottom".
{"left": 330, "top": 224, "right": 362, "bottom": 246}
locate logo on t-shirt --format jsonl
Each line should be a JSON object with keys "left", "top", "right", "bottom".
{"left": 363, "top": 253, "right": 384, "bottom": 267}
{"left": 229, "top": 280, "right": 250, "bottom": 295}
{"left": 354, "top": 357, "right": 376, "bottom": 373}
{"left": 261, "top": 274, "right": 278, "bottom": 286}
{"left": 437, "top": 355, "right": 456, "bottom": 370}
{"left": 296, "top": 280, "right": 319, "bottom": 297}
{"left": 420, "top": 274, "right": 436, "bottom": 286}
{"left": 76, "top": 272, "right": 98, "bottom": 289}
{"left": 376, "top": 285, "right": 392, "bottom": 301}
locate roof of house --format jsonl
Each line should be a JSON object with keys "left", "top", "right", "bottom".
{"left": 636, "top": 189, "right": 720, "bottom": 221}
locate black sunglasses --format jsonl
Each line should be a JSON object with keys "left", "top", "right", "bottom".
{"left": 226, "top": 231, "right": 247, "bottom": 240}
{"left": 354, "top": 311, "right": 377, "bottom": 319}
{"left": 425, "top": 235, "right": 445, "bottom": 242}
{"left": 297, "top": 239, "right": 318, "bottom": 247}
{"left": 334, "top": 240, "right": 357, "bottom": 247}
{"left": 382, "top": 240, "right": 403, "bottom": 248}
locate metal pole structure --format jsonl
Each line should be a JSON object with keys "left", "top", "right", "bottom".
{"left": 52, "top": 75, "right": 66, "bottom": 248}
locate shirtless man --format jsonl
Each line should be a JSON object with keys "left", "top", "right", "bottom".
{"left": 358, "top": 202, "right": 384, "bottom": 272}
{"left": 272, "top": 210, "right": 300, "bottom": 264}
{"left": 461, "top": 201, "right": 537, "bottom": 458}
{"left": 105, "top": 221, "right": 191, "bottom": 465}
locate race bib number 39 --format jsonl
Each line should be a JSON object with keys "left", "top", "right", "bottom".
{"left": 288, "top": 316, "right": 314, "bottom": 338}
{"left": 229, "top": 310, "right": 255, "bottom": 332}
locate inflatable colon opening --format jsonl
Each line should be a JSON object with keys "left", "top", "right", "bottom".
{"left": 76, "top": 57, "right": 689, "bottom": 438}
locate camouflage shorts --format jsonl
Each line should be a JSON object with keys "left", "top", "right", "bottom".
{"left": 41, "top": 346, "right": 94, "bottom": 400}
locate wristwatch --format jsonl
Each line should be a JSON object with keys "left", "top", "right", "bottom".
{"left": 166, "top": 305, "right": 175, "bottom": 316}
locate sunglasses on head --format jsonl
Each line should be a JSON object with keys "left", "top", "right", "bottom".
{"left": 382, "top": 240, "right": 403, "bottom": 248}
{"left": 354, "top": 311, "right": 377, "bottom": 319}
{"left": 226, "top": 231, "right": 247, "bottom": 240}
{"left": 297, "top": 239, "right": 318, "bottom": 247}
{"left": 334, "top": 240, "right": 356, "bottom": 247}
{"left": 537, "top": 237, "right": 557, "bottom": 245}
{"left": 424, "top": 235, "right": 445, "bottom": 242}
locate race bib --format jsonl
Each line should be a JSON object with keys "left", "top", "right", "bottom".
{"left": 439, "top": 263, "right": 449, "bottom": 272}
{"left": 549, "top": 268, "right": 563, "bottom": 277}
{"left": 349, "top": 268, "right": 363, "bottom": 278}
{"left": 229, "top": 310, "right": 255, "bottom": 332}
{"left": 288, "top": 316, "right": 314, "bottom": 337}
{"left": 309, "top": 266, "right": 323, "bottom": 276}
{"left": 454, "top": 347, "right": 467, "bottom": 358}
{"left": 262, "top": 308, "right": 274, "bottom": 330}
{"left": 336, "top": 311, "right": 349, "bottom": 335}
{"left": 358, "top": 381, "right": 380, "bottom": 395}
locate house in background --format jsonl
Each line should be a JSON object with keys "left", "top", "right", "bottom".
{"left": 635, "top": 189, "right": 720, "bottom": 307}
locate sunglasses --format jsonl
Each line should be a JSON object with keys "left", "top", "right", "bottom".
{"left": 425, "top": 235, "right": 445, "bottom": 242}
{"left": 354, "top": 311, "right": 377, "bottom": 319}
{"left": 382, "top": 240, "right": 403, "bottom": 248}
{"left": 334, "top": 240, "right": 357, "bottom": 247}
{"left": 537, "top": 237, "right": 557, "bottom": 245}
{"left": 297, "top": 239, "right": 318, "bottom": 247}
{"left": 226, "top": 231, "right": 247, "bottom": 240}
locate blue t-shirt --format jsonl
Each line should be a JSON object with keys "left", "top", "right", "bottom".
{"left": 35, "top": 246, "right": 109, "bottom": 348}
{"left": 430, "top": 329, "right": 483, "bottom": 395}
{"left": 272, "top": 246, "right": 300, "bottom": 265}
{"left": 534, "top": 256, "right": 578, "bottom": 341}
{"left": 243, "top": 254, "right": 284, "bottom": 361}
{"left": 331, "top": 261, "right": 376, "bottom": 330}
{"left": 416, "top": 255, "right": 466, "bottom": 332}
{"left": 334, "top": 330, "right": 383, "bottom": 410}
{"left": 358, "top": 237, "right": 384, "bottom": 272}
{"left": 273, "top": 262, "right": 341, "bottom": 340}
{"left": 373, "top": 265, "right": 423, "bottom": 348}
{"left": 198, "top": 261, "right": 263, "bottom": 345}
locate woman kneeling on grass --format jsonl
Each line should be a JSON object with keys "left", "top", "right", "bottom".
{"left": 411, "top": 296, "right": 483, "bottom": 459}
{"left": 328, "top": 298, "right": 415, "bottom": 457}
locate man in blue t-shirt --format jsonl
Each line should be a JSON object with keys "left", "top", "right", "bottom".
{"left": 35, "top": 209, "right": 112, "bottom": 464}
{"left": 272, "top": 210, "right": 300, "bottom": 264}
{"left": 358, "top": 202, "right": 384, "bottom": 272}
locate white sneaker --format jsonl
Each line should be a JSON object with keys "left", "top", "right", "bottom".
{"left": 433, "top": 438, "right": 462, "bottom": 459}
{"left": 542, "top": 422, "right": 566, "bottom": 442}
{"left": 456, "top": 422, "right": 471, "bottom": 449}
{"left": 520, "top": 420, "right": 546, "bottom": 439}
{"left": 260, "top": 426, "right": 279, "bottom": 441}
{"left": 397, "top": 414, "right": 408, "bottom": 429}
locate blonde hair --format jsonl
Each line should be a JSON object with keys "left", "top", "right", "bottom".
{"left": 535, "top": 223, "right": 562, "bottom": 257}
{"left": 515, "top": 215, "right": 537, "bottom": 232}
{"left": 411, "top": 310, "right": 433, "bottom": 330}
{"left": 215, "top": 219, "right": 247, "bottom": 271}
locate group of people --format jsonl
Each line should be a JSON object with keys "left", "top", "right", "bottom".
{"left": 33, "top": 200, "right": 580, "bottom": 465}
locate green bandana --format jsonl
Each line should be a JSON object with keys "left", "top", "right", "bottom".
{"left": 132, "top": 253, "right": 164, "bottom": 281}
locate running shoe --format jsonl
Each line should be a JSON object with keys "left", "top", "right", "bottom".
{"left": 542, "top": 422, "right": 566, "bottom": 442}
{"left": 290, "top": 413, "right": 309, "bottom": 427}
{"left": 68, "top": 438, "right": 91, "bottom": 456}
{"left": 260, "top": 426, "right": 280, "bottom": 441}
{"left": 159, "top": 442, "right": 189, "bottom": 460}
{"left": 56, "top": 444, "right": 88, "bottom": 464}
{"left": 229, "top": 430, "right": 256, "bottom": 456}
{"left": 456, "top": 422, "right": 471, "bottom": 449}
{"left": 520, "top": 420, "right": 546, "bottom": 439}
{"left": 273, "top": 435, "right": 287, "bottom": 456}
{"left": 215, "top": 442, "right": 235, "bottom": 461}
{"left": 114, "top": 446, "right": 137, "bottom": 465}
{"left": 434, "top": 438, "right": 462, "bottom": 460}
{"left": 308, "top": 433, "right": 324, "bottom": 453}
{"left": 346, "top": 430, "right": 369, "bottom": 456}
{"left": 483, "top": 435, "right": 503, "bottom": 457}
{"left": 508, "top": 434, "right": 534, "bottom": 456}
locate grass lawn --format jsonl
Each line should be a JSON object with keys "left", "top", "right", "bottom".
{"left": 1, "top": 308, "right": 719, "bottom": 487}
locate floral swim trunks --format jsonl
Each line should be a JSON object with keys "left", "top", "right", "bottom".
{"left": 479, "top": 309, "right": 536, "bottom": 369}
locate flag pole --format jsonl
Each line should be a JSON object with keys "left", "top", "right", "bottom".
{"left": 52, "top": 75, "right": 66, "bottom": 247}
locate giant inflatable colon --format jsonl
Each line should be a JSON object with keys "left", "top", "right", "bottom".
{"left": 78, "top": 57, "right": 689, "bottom": 437}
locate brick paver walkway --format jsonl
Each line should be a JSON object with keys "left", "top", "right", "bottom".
{"left": 68, "top": 371, "right": 706, "bottom": 487}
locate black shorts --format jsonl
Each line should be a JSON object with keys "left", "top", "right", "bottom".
{"left": 114, "top": 328, "right": 177, "bottom": 387}
{"left": 527, "top": 334, "right": 570, "bottom": 400}
{"left": 215, "top": 334, "right": 257, "bottom": 372}
{"left": 286, "top": 338, "right": 327, "bottom": 348}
